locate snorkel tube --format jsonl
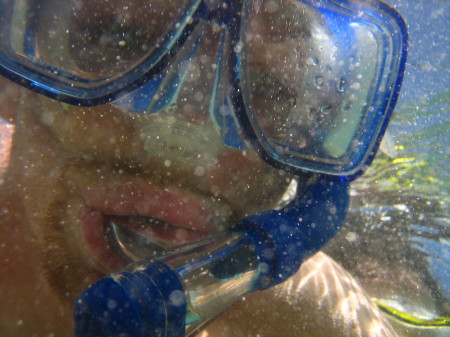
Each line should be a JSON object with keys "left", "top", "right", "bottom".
{"left": 74, "top": 176, "right": 349, "bottom": 337}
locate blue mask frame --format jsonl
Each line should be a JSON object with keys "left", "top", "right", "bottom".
{"left": 0, "top": 0, "right": 408, "bottom": 179}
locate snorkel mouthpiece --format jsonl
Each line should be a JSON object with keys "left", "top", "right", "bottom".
{"left": 74, "top": 262, "right": 186, "bottom": 337}
{"left": 74, "top": 178, "right": 349, "bottom": 337}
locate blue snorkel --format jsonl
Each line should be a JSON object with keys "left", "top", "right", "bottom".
{"left": 74, "top": 176, "right": 349, "bottom": 337}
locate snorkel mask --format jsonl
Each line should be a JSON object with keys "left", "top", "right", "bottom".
{"left": 0, "top": 0, "right": 407, "bottom": 336}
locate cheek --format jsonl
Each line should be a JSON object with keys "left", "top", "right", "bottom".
{"left": 210, "top": 151, "right": 292, "bottom": 213}
{"left": 20, "top": 171, "right": 105, "bottom": 302}
{"left": 0, "top": 77, "right": 20, "bottom": 123}
{"left": 39, "top": 98, "right": 144, "bottom": 162}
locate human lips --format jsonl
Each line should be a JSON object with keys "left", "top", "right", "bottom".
{"left": 77, "top": 180, "right": 228, "bottom": 271}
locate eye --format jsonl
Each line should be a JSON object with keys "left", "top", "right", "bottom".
{"left": 69, "top": 21, "right": 140, "bottom": 71}
{"left": 256, "top": 0, "right": 311, "bottom": 43}
{"left": 28, "top": 0, "right": 198, "bottom": 81}
{"left": 67, "top": 10, "right": 160, "bottom": 75}
{"left": 64, "top": 0, "right": 191, "bottom": 77}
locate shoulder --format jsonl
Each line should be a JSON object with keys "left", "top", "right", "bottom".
{"left": 203, "top": 252, "right": 397, "bottom": 337}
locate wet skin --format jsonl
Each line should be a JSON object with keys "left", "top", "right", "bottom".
{"left": 0, "top": 1, "right": 398, "bottom": 336}
{"left": 0, "top": 84, "right": 295, "bottom": 336}
{"left": 17, "top": 89, "right": 293, "bottom": 295}
{"left": 0, "top": 8, "right": 296, "bottom": 331}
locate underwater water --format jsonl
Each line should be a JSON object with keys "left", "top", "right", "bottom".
{"left": 326, "top": 1, "right": 449, "bottom": 336}
{"left": 0, "top": 1, "right": 447, "bottom": 337}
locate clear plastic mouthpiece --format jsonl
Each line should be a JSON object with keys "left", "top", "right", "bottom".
{"left": 74, "top": 232, "right": 260, "bottom": 337}
{"left": 74, "top": 178, "right": 349, "bottom": 337}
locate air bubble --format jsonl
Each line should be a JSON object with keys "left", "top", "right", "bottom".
{"left": 169, "top": 290, "right": 186, "bottom": 307}
{"left": 260, "top": 262, "right": 269, "bottom": 273}
{"left": 336, "top": 77, "right": 347, "bottom": 93}
{"left": 319, "top": 105, "right": 332, "bottom": 115}
{"left": 107, "top": 299, "right": 117, "bottom": 310}
{"left": 194, "top": 166, "right": 206, "bottom": 177}
{"left": 175, "top": 228, "right": 188, "bottom": 241}
{"left": 350, "top": 82, "right": 361, "bottom": 91}
{"left": 194, "top": 91, "right": 204, "bottom": 101}
{"left": 314, "top": 76, "right": 325, "bottom": 89}
{"left": 308, "top": 108, "right": 318, "bottom": 120}
{"left": 345, "top": 232, "right": 359, "bottom": 243}
{"left": 41, "top": 111, "right": 55, "bottom": 125}
{"left": 297, "top": 136, "right": 307, "bottom": 149}
{"left": 262, "top": 248, "right": 274, "bottom": 259}
{"left": 233, "top": 42, "right": 243, "bottom": 53}
{"left": 279, "top": 224, "right": 289, "bottom": 232}
{"left": 306, "top": 56, "right": 319, "bottom": 66}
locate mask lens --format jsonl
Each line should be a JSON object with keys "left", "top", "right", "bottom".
{"left": 0, "top": 0, "right": 200, "bottom": 97}
{"left": 240, "top": 0, "right": 407, "bottom": 176}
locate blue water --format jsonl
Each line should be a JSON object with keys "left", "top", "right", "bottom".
{"left": 363, "top": 0, "right": 450, "bottom": 320}
{"left": 385, "top": 0, "right": 450, "bottom": 184}
{"left": 1, "top": 0, "right": 448, "bottom": 331}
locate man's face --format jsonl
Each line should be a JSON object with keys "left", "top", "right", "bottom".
{"left": 12, "top": 90, "right": 293, "bottom": 302}
{"left": 7, "top": 0, "right": 308, "bottom": 306}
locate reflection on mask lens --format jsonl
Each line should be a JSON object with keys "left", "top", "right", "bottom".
{"left": 6, "top": 0, "right": 197, "bottom": 81}
{"left": 241, "top": 0, "right": 385, "bottom": 173}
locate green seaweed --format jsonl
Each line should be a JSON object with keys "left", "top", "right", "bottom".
{"left": 355, "top": 89, "right": 449, "bottom": 208}
{"left": 374, "top": 300, "right": 450, "bottom": 328}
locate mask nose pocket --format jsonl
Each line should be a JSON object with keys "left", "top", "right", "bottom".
{"left": 0, "top": 0, "right": 204, "bottom": 103}
{"left": 112, "top": 24, "right": 205, "bottom": 114}
{"left": 238, "top": 0, "right": 407, "bottom": 177}
{"left": 114, "top": 20, "right": 249, "bottom": 149}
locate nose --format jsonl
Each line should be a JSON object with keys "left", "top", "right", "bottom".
{"left": 113, "top": 19, "right": 247, "bottom": 166}
{"left": 115, "top": 20, "right": 225, "bottom": 122}
{"left": 111, "top": 21, "right": 246, "bottom": 169}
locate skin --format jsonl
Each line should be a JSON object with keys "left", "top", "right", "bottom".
{"left": 0, "top": 1, "right": 398, "bottom": 336}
